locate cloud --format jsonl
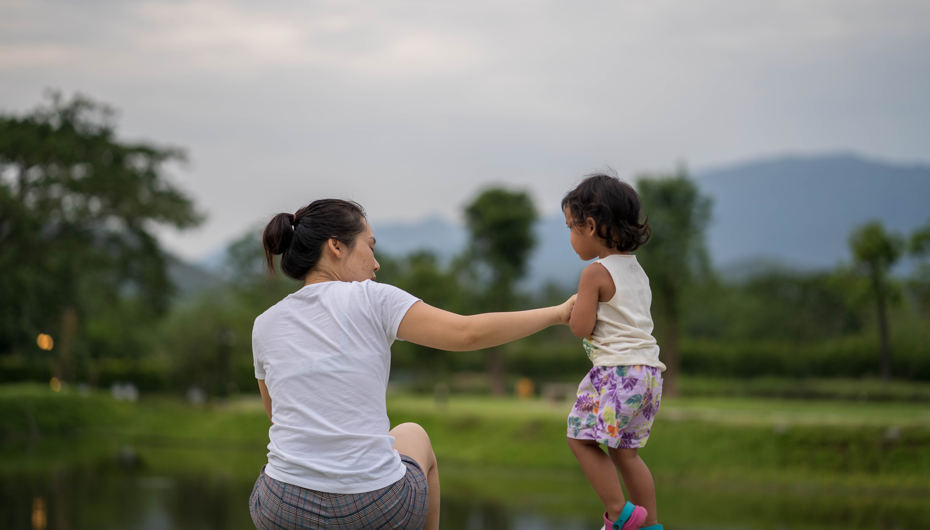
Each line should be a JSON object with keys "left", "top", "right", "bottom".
{"left": 1, "top": 0, "right": 928, "bottom": 260}
{"left": 127, "top": 0, "right": 488, "bottom": 77}
{"left": 0, "top": 44, "right": 72, "bottom": 69}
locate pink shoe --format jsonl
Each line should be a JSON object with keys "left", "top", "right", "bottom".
{"left": 604, "top": 502, "right": 648, "bottom": 530}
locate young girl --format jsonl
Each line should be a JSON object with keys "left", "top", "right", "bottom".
{"left": 563, "top": 174, "right": 665, "bottom": 530}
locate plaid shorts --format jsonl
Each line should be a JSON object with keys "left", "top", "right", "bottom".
{"left": 249, "top": 455, "right": 429, "bottom": 530}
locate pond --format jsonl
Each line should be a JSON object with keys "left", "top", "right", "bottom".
{"left": 2, "top": 442, "right": 927, "bottom": 530}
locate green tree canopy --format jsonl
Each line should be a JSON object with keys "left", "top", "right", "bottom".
{"left": 463, "top": 187, "right": 538, "bottom": 303}
{"left": 849, "top": 220, "right": 905, "bottom": 380}
{"left": 907, "top": 219, "right": 930, "bottom": 316}
{"left": 0, "top": 92, "right": 203, "bottom": 370}
{"left": 911, "top": 219, "right": 930, "bottom": 258}
{"left": 461, "top": 187, "right": 537, "bottom": 394}
{"left": 636, "top": 169, "right": 712, "bottom": 396}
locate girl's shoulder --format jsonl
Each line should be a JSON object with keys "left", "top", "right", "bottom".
{"left": 581, "top": 260, "right": 613, "bottom": 282}
{"left": 580, "top": 261, "right": 617, "bottom": 303}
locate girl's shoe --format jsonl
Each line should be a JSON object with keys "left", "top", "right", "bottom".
{"left": 603, "top": 502, "right": 648, "bottom": 530}
{"left": 639, "top": 526, "right": 663, "bottom": 530}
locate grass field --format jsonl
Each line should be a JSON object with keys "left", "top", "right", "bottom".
{"left": 2, "top": 384, "right": 929, "bottom": 529}
{"left": 4, "top": 384, "right": 929, "bottom": 482}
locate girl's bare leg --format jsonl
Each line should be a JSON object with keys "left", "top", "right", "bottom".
{"left": 568, "top": 438, "right": 627, "bottom": 522}
{"left": 391, "top": 423, "right": 440, "bottom": 530}
{"left": 608, "top": 447, "right": 658, "bottom": 527}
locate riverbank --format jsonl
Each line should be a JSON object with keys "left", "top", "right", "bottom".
{"left": 3, "top": 383, "right": 929, "bottom": 529}
{"left": 4, "top": 384, "right": 929, "bottom": 483}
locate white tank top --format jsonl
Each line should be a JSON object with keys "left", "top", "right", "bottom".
{"left": 582, "top": 254, "right": 666, "bottom": 371}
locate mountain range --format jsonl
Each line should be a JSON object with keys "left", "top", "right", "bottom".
{"left": 369, "top": 153, "right": 930, "bottom": 287}
{"left": 173, "top": 153, "right": 930, "bottom": 294}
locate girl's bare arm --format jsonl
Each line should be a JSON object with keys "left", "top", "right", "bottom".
{"left": 569, "top": 262, "right": 614, "bottom": 338}
{"left": 397, "top": 295, "right": 576, "bottom": 352}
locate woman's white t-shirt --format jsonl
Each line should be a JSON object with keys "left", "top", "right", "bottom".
{"left": 251, "top": 280, "right": 419, "bottom": 494}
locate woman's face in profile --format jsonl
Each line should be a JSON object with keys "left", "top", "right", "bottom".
{"left": 342, "top": 220, "right": 380, "bottom": 282}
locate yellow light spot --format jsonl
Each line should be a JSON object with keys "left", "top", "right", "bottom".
{"left": 37, "top": 334, "right": 54, "bottom": 351}
{"left": 32, "top": 496, "right": 47, "bottom": 530}
{"left": 50, "top": 377, "right": 61, "bottom": 393}
{"left": 515, "top": 377, "right": 535, "bottom": 400}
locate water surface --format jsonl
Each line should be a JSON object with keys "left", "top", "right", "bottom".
{"left": 2, "top": 442, "right": 926, "bottom": 530}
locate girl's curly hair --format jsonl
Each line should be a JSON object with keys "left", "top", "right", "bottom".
{"left": 561, "top": 172, "right": 651, "bottom": 252}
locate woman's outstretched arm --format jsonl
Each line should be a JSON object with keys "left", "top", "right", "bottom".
{"left": 396, "top": 295, "right": 576, "bottom": 352}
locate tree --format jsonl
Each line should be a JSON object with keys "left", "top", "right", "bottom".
{"left": 461, "top": 188, "right": 537, "bottom": 395}
{"left": 0, "top": 92, "right": 203, "bottom": 379}
{"left": 912, "top": 219, "right": 930, "bottom": 258}
{"left": 849, "top": 220, "right": 905, "bottom": 380}
{"left": 635, "top": 169, "right": 712, "bottom": 397}
{"left": 907, "top": 219, "right": 930, "bottom": 317}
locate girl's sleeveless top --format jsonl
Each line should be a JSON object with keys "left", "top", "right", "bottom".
{"left": 582, "top": 254, "right": 666, "bottom": 371}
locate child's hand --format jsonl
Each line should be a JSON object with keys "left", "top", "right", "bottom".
{"left": 555, "top": 294, "right": 577, "bottom": 325}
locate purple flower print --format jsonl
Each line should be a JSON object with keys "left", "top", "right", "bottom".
{"left": 640, "top": 388, "right": 658, "bottom": 420}
{"left": 620, "top": 430, "right": 638, "bottom": 444}
{"left": 575, "top": 394, "right": 598, "bottom": 413}
{"left": 621, "top": 377, "right": 637, "bottom": 393}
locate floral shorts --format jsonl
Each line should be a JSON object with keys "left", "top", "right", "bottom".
{"left": 567, "top": 365, "right": 663, "bottom": 449}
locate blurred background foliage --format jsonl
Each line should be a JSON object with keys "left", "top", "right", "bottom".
{"left": 2, "top": 93, "right": 930, "bottom": 400}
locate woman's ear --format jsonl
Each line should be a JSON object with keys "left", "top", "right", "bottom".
{"left": 327, "top": 238, "right": 343, "bottom": 259}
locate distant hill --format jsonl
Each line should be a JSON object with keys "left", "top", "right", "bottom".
{"left": 193, "top": 153, "right": 929, "bottom": 289}
{"left": 166, "top": 254, "right": 220, "bottom": 298}
{"left": 695, "top": 153, "right": 930, "bottom": 271}
{"left": 371, "top": 213, "right": 585, "bottom": 288}
{"left": 373, "top": 215, "right": 468, "bottom": 259}
{"left": 371, "top": 153, "right": 930, "bottom": 287}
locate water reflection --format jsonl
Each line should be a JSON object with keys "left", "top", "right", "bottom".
{"left": 0, "top": 444, "right": 927, "bottom": 530}
{"left": 441, "top": 500, "right": 589, "bottom": 530}
{"left": 31, "top": 496, "right": 46, "bottom": 530}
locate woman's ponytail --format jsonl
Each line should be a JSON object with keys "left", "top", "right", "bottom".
{"left": 262, "top": 199, "right": 367, "bottom": 280}
{"left": 262, "top": 212, "right": 297, "bottom": 273}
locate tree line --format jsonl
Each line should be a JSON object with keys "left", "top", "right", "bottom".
{"left": 2, "top": 93, "right": 929, "bottom": 398}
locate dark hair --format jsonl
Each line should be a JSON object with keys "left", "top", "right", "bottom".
{"left": 262, "top": 199, "right": 368, "bottom": 280}
{"left": 561, "top": 172, "right": 651, "bottom": 252}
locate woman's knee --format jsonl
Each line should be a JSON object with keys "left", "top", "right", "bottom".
{"left": 392, "top": 422, "right": 429, "bottom": 438}
{"left": 391, "top": 423, "right": 437, "bottom": 470}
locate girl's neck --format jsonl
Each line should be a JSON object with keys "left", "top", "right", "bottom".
{"left": 597, "top": 248, "right": 630, "bottom": 260}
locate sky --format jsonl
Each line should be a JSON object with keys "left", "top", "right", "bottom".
{"left": 2, "top": 0, "right": 929, "bottom": 261}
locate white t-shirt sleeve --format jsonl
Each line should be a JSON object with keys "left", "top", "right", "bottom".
{"left": 252, "top": 321, "right": 267, "bottom": 379}
{"left": 365, "top": 281, "right": 420, "bottom": 342}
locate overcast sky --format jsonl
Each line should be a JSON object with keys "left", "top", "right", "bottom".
{"left": 2, "top": 0, "right": 928, "bottom": 261}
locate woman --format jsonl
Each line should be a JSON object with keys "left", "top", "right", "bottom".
{"left": 249, "top": 199, "right": 575, "bottom": 530}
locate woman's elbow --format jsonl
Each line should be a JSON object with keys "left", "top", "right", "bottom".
{"left": 457, "top": 329, "right": 482, "bottom": 351}
{"left": 452, "top": 317, "right": 482, "bottom": 351}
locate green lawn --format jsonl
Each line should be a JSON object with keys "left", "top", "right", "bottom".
{"left": 5, "top": 384, "right": 928, "bottom": 485}
{"left": 3, "top": 384, "right": 929, "bottom": 529}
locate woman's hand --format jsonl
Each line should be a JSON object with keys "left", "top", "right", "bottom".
{"left": 556, "top": 294, "right": 577, "bottom": 325}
